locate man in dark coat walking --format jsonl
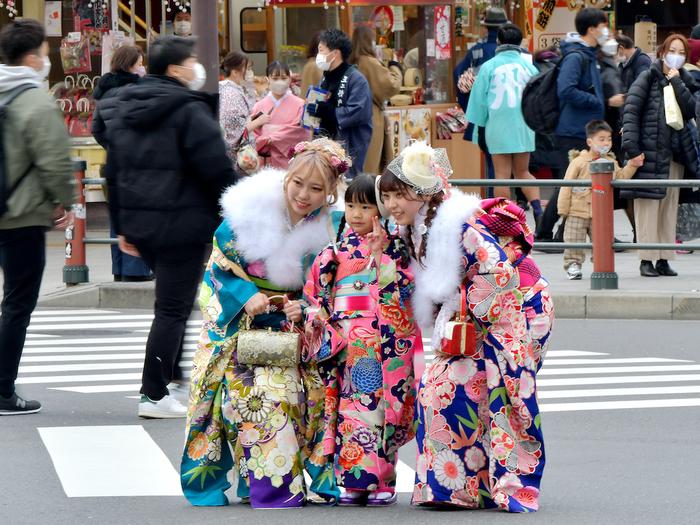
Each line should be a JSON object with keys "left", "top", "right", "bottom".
{"left": 106, "top": 36, "right": 238, "bottom": 418}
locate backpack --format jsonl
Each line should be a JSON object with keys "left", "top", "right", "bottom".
{"left": 0, "top": 84, "right": 38, "bottom": 218}
{"left": 521, "top": 50, "right": 590, "bottom": 135}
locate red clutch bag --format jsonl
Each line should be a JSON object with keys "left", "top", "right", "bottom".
{"left": 438, "top": 287, "right": 479, "bottom": 358}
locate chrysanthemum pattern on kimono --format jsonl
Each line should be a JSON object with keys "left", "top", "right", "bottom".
{"left": 304, "top": 230, "right": 422, "bottom": 492}
{"left": 181, "top": 221, "right": 338, "bottom": 509}
{"left": 413, "top": 217, "right": 545, "bottom": 513}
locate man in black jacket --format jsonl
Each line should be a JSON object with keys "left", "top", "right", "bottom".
{"left": 617, "top": 35, "right": 652, "bottom": 92}
{"left": 106, "top": 36, "right": 238, "bottom": 418}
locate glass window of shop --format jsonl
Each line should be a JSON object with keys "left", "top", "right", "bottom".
{"left": 272, "top": 6, "right": 341, "bottom": 77}
{"left": 241, "top": 8, "right": 267, "bottom": 53}
{"left": 351, "top": 4, "right": 451, "bottom": 104}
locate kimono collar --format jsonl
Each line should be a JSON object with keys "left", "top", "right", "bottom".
{"left": 267, "top": 89, "right": 291, "bottom": 108}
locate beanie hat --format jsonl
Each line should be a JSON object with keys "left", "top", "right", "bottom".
{"left": 691, "top": 24, "right": 700, "bottom": 40}
{"left": 689, "top": 38, "right": 700, "bottom": 66}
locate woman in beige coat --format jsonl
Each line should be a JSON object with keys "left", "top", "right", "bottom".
{"left": 350, "top": 26, "right": 402, "bottom": 174}
{"left": 300, "top": 31, "right": 323, "bottom": 98}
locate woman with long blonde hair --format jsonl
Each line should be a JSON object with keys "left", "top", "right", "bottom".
{"left": 181, "top": 138, "right": 350, "bottom": 509}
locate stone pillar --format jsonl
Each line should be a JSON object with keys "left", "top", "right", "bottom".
{"left": 192, "top": 0, "right": 219, "bottom": 93}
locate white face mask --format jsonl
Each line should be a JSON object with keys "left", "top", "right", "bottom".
{"left": 174, "top": 21, "right": 192, "bottom": 36}
{"left": 596, "top": 27, "right": 610, "bottom": 46}
{"left": 664, "top": 53, "right": 686, "bottom": 70}
{"left": 186, "top": 62, "right": 206, "bottom": 91}
{"left": 594, "top": 144, "right": 611, "bottom": 156}
{"left": 601, "top": 39, "right": 618, "bottom": 57}
{"left": 245, "top": 69, "right": 255, "bottom": 83}
{"left": 316, "top": 53, "right": 331, "bottom": 72}
{"left": 39, "top": 55, "right": 51, "bottom": 79}
{"left": 270, "top": 79, "right": 290, "bottom": 95}
{"left": 134, "top": 65, "right": 146, "bottom": 77}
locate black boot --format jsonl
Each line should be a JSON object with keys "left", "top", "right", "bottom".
{"left": 655, "top": 259, "right": 678, "bottom": 276}
{"left": 640, "top": 260, "right": 659, "bottom": 277}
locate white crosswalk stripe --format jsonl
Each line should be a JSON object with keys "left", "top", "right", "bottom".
{"left": 19, "top": 309, "right": 700, "bottom": 413}
{"left": 23, "top": 309, "right": 700, "bottom": 501}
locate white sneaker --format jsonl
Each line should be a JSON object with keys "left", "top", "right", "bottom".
{"left": 138, "top": 394, "right": 187, "bottom": 419}
{"left": 167, "top": 381, "right": 189, "bottom": 404}
{"left": 566, "top": 263, "right": 582, "bottom": 280}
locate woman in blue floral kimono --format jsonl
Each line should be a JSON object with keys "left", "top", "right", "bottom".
{"left": 378, "top": 142, "right": 552, "bottom": 512}
{"left": 180, "top": 138, "right": 349, "bottom": 509}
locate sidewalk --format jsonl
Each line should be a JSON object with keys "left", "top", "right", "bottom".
{"left": 4, "top": 209, "right": 699, "bottom": 319}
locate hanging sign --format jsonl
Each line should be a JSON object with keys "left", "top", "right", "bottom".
{"left": 434, "top": 5, "right": 451, "bottom": 60}
{"left": 45, "top": 1, "right": 63, "bottom": 37}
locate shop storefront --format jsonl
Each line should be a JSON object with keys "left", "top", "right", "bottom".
{"left": 244, "top": 0, "right": 490, "bottom": 179}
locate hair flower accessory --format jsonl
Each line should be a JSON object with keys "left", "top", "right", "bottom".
{"left": 386, "top": 141, "right": 453, "bottom": 196}
{"left": 287, "top": 139, "right": 352, "bottom": 176}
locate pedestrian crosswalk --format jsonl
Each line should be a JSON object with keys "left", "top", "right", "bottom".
{"left": 19, "top": 309, "right": 700, "bottom": 413}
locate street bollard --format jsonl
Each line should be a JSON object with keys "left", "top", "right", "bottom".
{"left": 589, "top": 158, "right": 618, "bottom": 290}
{"left": 63, "top": 159, "right": 89, "bottom": 285}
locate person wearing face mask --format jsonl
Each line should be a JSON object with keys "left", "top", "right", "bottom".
{"left": 349, "top": 25, "right": 401, "bottom": 174}
{"left": 557, "top": 120, "right": 642, "bottom": 280}
{"left": 534, "top": 8, "right": 608, "bottom": 246}
{"left": 105, "top": 36, "right": 239, "bottom": 418}
{"left": 622, "top": 34, "right": 700, "bottom": 278}
{"left": 249, "top": 61, "right": 310, "bottom": 169}
{"left": 173, "top": 11, "right": 192, "bottom": 37}
{"left": 616, "top": 35, "right": 652, "bottom": 91}
{"left": 307, "top": 28, "right": 373, "bottom": 180}
{"left": 597, "top": 38, "right": 637, "bottom": 245}
{"left": 91, "top": 45, "right": 153, "bottom": 283}
{"left": 300, "top": 31, "right": 323, "bottom": 99}
{"left": 219, "top": 51, "right": 265, "bottom": 167}
{"left": 0, "top": 19, "right": 74, "bottom": 415}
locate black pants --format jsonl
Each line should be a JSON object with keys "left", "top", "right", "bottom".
{"left": 136, "top": 243, "right": 207, "bottom": 400}
{"left": 536, "top": 135, "right": 588, "bottom": 239}
{"left": 0, "top": 227, "right": 46, "bottom": 398}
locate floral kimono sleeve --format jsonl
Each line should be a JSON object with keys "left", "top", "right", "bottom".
{"left": 461, "top": 222, "right": 544, "bottom": 512}
{"left": 181, "top": 221, "right": 259, "bottom": 507}
{"left": 302, "top": 244, "right": 345, "bottom": 362}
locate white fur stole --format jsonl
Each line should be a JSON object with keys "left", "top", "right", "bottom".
{"left": 220, "top": 168, "right": 332, "bottom": 289}
{"left": 410, "top": 191, "right": 482, "bottom": 330}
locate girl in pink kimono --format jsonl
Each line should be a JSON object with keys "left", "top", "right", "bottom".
{"left": 304, "top": 175, "right": 423, "bottom": 507}
{"left": 251, "top": 61, "right": 311, "bottom": 169}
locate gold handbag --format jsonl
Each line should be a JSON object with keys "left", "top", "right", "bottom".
{"left": 236, "top": 296, "right": 301, "bottom": 367}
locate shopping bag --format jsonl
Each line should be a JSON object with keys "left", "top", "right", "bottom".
{"left": 664, "top": 85, "right": 684, "bottom": 131}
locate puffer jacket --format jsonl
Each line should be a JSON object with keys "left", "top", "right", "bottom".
{"left": 105, "top": 75, "right": 239, "bottom": 248}
{"left": 622, "top": 60, "right": 699, "bottom": 200}
{"left": 558, "top": 149, "right": 637, "bottom": 219}
{"left": 91, "top": 71, "right": 140, "bottom": 227}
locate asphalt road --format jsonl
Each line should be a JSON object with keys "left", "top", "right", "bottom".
{"left": 1, "top": 310, "right": 698, "bottom": 525}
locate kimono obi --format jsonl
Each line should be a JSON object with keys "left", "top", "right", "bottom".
{"left": 333, "top": 268, "right": 375, "bottom": 314}
{"left": 248, "top": 274, "right": 300, "bottom": 300}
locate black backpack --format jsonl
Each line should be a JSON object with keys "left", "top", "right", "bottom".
{"left": 0, "top": 84, "right": 38, "bottom": 218}
{"left": 521, "top": 51, "right": 590, "bottom": 135}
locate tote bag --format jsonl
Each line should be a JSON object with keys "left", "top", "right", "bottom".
{"left": 664, "top": 85, "right": 684, "bottom": 131}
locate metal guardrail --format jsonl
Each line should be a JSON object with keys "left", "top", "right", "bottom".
{"left": 68, "top": 164, "right": 700, "bottom": 289}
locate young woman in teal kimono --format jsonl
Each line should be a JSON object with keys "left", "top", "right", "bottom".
{"left": 379, "top": 142, "right": 551, "bottom": 513}
{"left": 180, "top": 138, "right": 349, "bottom": 509}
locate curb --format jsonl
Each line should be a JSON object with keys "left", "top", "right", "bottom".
{"left": 38, "top": 282, "right": 700, "bottom": 320}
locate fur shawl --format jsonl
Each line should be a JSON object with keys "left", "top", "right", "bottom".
{"left": 220, "top": 168, "right": 333, "bottom": 289}
{"left": 410, "top": 191, "right": 482, "bottom": 329}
